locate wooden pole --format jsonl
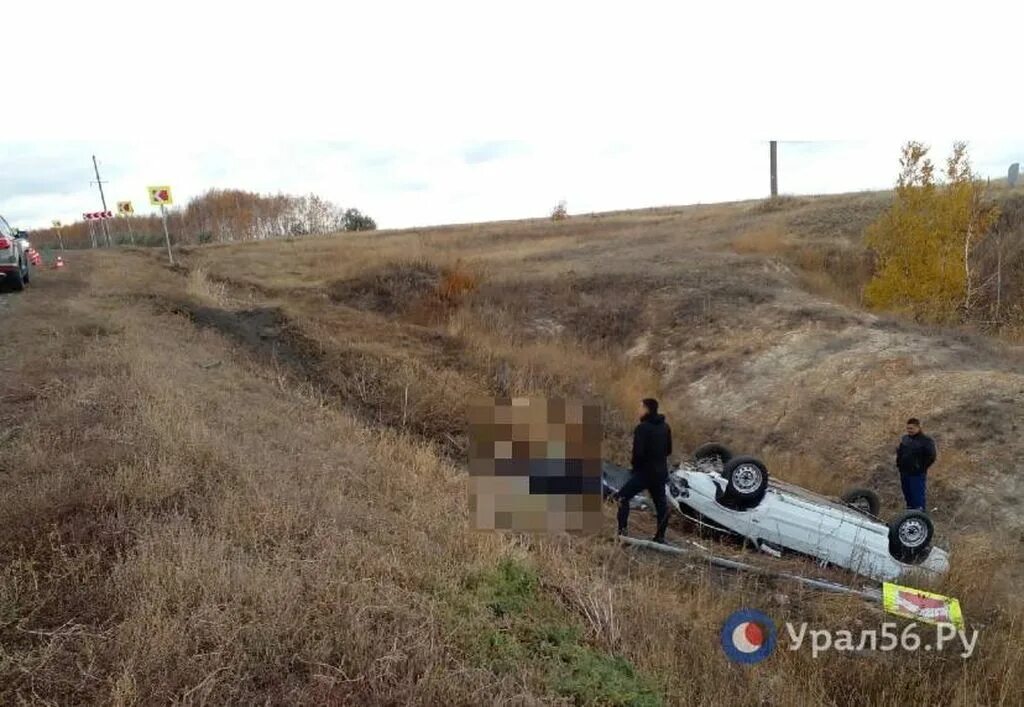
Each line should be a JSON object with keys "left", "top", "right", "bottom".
{"left": 996, "top": 234, "right": 1003, "bottom": 321}
{"left": 160, "top": 205, "right": 174, "bottom": 265}
{"left": 124, "top": 215, "right": 136, "bottom": 246}
{"left": 770, "top": 141, "right": 778, "bottom": 197}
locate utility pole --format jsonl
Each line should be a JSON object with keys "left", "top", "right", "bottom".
{"left": 91, "top": 155, "right": 113, "bottom": 247}
{"left": 769, "top": 141, "right": 778, "bottom": 197}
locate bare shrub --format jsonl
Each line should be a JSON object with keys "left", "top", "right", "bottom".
{"left": 185, "top": 267, "right": 228, "bottom": 306}
{"left": 328, "top": 260, "right": 441, "bottom": 314}
{"left": 436, "top": 259, "right": 480, "bottom": 306}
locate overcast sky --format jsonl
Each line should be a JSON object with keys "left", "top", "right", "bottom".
{"left": 2, "top": 140, "right": 1022, "bottom": 230}
{"left": 4, "top": 1, "right": 1021, "bottom": 230}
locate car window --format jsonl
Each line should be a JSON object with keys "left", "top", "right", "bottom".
{"left": 0, "top": 216, "right": 11, "bottom": 238}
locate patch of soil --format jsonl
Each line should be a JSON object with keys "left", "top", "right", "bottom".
{"left": 476, "top": 274, "right": 677, "bottom": 346}
{"left": 160, "top": 296, "right": 472, "bottom": 458}
{"left": 172, "top": 303, "right": 322, "bottom": 381}
{"left": 929, "top": 394, "right": 1023, "bottom": 449}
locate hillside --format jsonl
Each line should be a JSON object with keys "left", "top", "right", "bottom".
{"left": 181, "top": 190, "right": 1024, "bottom": 535}
{"left": 1, "top": 192, "right": 1022, "bottom": 705}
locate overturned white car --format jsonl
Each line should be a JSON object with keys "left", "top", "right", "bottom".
{"left": 604, "top": 443, "right": 949, "bottom": 582}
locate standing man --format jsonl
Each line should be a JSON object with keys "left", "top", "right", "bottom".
{"left": 616, "top": 398, "right": 673, "bottom": 543}
{"left": 896, "top": 417, "right": 936, "bottom": 511}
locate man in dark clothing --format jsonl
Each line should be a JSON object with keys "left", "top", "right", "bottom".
{"left": 615, "top": 398, "right": 673, "bottom": 543}
{"left": 896, "top": 418, "right": 936, "bottom": 511}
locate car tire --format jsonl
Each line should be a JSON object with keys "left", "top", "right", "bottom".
{"left": 841, "top": 487, "right": 880, "bottom": 517}
{"left": 693, "top": 442, "right": 734, "bottom": 467}
{"left": 8, "top": 265, "right": 25, "bottom": 292}
{"left": 888, "top": 510, "right": 934, "bottom": 563}
{"left": 722, "top": 456, "right": 769, "bottom": 507}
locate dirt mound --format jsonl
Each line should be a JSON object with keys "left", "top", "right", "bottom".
{"left": 328, "top": 260, "right": 442, "bottom": 314}
{"left": 474, "top": 274, "right": 675, "bottom": 347}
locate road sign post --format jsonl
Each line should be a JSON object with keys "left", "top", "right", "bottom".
{"left": 83, "top": 211, "right": 114, "bottom": 249}
{"left": 51, "top": 220, "right": 66, "bottom": 252}
{"left": 159, "top": 205, "right": 173, "bottom": 265}
{"left": 117, "top": 201, "right": 136, "bottom": 245}
{"left": 148, "top": 186, "right": 175, "bottom": 265}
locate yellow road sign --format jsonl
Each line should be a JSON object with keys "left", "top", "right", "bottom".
{"left": 147, "top": 186, "right": 173, "bottom": 206}
{"left": 117, "top": 200, "right": 134, "bottom": 215}
{"left": 51, "top": 220, "right": 61, "bottom": 228}
{"left": 882, "top": 582, "right": 964, "bottom": 628}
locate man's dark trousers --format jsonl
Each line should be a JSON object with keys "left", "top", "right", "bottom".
{"left": 900, "top": 473, "right": 927, "bottom": 510}
{"left": 616, "top": 472, "right": 669, "bottom": 539}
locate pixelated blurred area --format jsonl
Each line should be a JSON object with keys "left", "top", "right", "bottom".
{"left": 468, "top": 397, "right": 603, "bottom": 533}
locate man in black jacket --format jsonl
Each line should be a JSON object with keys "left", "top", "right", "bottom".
{"left": 615, "top": 398, "right": 673, "bottom": 543}
{"left": 896, "top": 418, "right": 937, "bottom": 510}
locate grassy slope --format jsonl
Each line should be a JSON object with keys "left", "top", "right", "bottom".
{"left": 1, "top": 193, "right": 1022, "bottom": 704}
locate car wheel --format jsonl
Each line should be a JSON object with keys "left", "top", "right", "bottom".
{"left": 722, "top": 456, "right": 769, "bottom": 507}
{"left": 841, "top": 487, "right": 880, "bottom": 517}
{"left": 888, "top": 510, "right": 934, "bottom": 563}
{"left": 693, "top": 442, "right": 734, "bottom": 472}
{"left": 8, "top": 265, "right": 25, "bottom": 291}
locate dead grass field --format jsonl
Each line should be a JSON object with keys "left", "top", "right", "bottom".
{"left": 2, "top": 192, "right": 1024, "bottom": 705}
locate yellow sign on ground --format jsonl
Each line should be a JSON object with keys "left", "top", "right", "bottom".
{"left": 882, "top": 582, "right": 964, "bottom": 628}
{"left": 117, "top": 201, "right": 134, "bottom": 215}
{"left": 147, "top": 186, "right": 173, "bottom": 206}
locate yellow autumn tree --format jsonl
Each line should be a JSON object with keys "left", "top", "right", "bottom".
{"left": 864, "top": 142, "right": 998, "bottom": 322}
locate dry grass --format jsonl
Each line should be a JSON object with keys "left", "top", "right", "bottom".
{"left": 750, "top": 196, "right": 810, "bottom": 214}
{"left": 0, "top": 260, "right": 515, "bottom": 704}
{"left": 758, "top": 451, "right": 845, "bottom": 498}
{"left": 789, "top": 243, "right": 873, "bottom": 307}
{"left": 185, "top": 266, "right": 229, "bottom": 306}
{"left": 3, "top": 192, "right": 1024, "bottom": 705}
{"left": 730, "top": 226, "right": 791, "bottom": 256}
